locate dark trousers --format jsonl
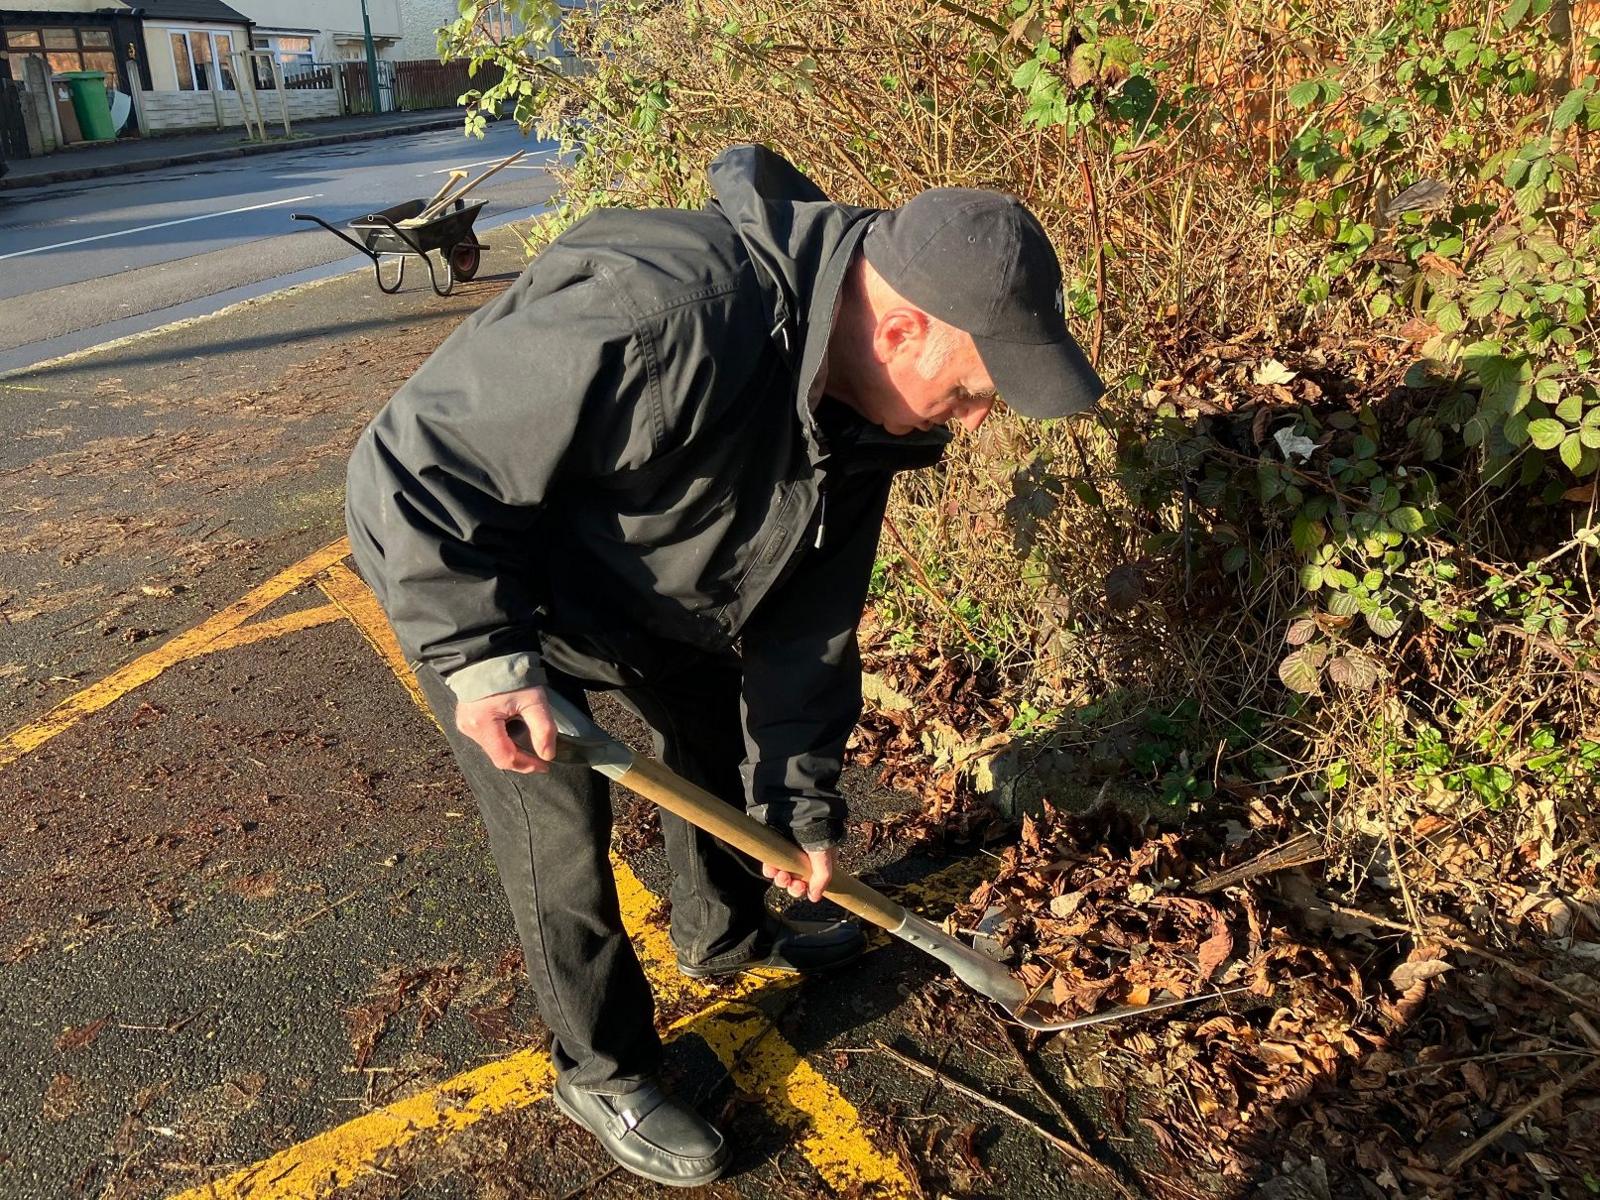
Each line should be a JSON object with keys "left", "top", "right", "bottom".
{"left": 414, "top": 636, "right": 770, "bottom": 1093}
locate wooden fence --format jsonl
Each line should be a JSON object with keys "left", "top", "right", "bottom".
{"left": 332, "top": 59, "right": 501, "bottom": 116}
{"left": 0, "top": 75, "right": 29, "bottom": 161}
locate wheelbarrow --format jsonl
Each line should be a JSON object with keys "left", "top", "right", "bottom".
{"left": 542, "top": 690, "right": 1247, "bottom": 1033}
{"left": 292, "top": 198, "right": 487, "bottom": 297}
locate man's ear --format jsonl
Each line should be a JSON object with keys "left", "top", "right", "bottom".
{"left": 872, "top": 307, "right": 929, "bottom": 365}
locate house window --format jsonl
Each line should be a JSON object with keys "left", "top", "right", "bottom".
{"left": 253, "top": 34, "right": 313, "bottom": 68}
{"left": 2, "top": 25, "right": 118, "bottom": 80}
{"left": 169, "top": 28, "right": 239, "bottom": 91}
{"left": 251, "top": 33, "right": 315, "bottom": 83}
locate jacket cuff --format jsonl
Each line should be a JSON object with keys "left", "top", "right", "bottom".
{"left": 793, "top": 819, "right": 844, "bottom": 853}
{"left": 444, "top": 652, "right": 548, "bottom": 702}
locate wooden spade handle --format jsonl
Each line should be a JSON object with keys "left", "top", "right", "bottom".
{"left": 614, "top": 754, "right": 908, "bottom": 930}
{"left": 415, "top": 150, "right": 526, "bottom": 223}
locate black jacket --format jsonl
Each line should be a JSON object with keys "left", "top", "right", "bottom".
{"left": 345, "top": 145, "right": 949, "bottom": 849}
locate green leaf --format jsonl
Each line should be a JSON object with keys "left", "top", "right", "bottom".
{"left": 1561, "top": 433, "right": 1583, "bottom": 470}
{"left": 1555, "top": 392, "right": 1583, "bottom": 422}
{"left": 1291, "top": 512, "right": 1325, "bottom": 552}
{"left": 1222, "top": 545, "right": 1249, "bottom": 572}
{"left": 1537, "top": 377, "right": 1564, "bottom": 406}
{"left": 1467, "top": 290, "right": 1503, "bottom": 319}
{"left": 1391, "top": 506, "right": 1427, "bottom": 533}
{"left": 1278, "top": 647, "right": 1326, "bottom": 695}
{"left": 1580, "top": 425, "right": 1600, "bottom": 449}
{"left": 1287, "top": 80, "right": 1322, "bottom": 109}
{"left": 1326, "top": 590, "right": 1360, "bottom": 617}
{"left": 1325, "top": 566, "right": 1359, "bottom": 589}
{"left": 1528, "top": 417, "right": 1567, "bottom": 449}
{"left": 1299, "top": 562, "right": 1324, "bottom": 591}
{"left": 1434, "top": 301, "right": 1465, "bottom": 333}
{"left": 1366, "top": 610, "right": 1403, "bottom": 638}
{"left": 1553, "top": 85, "right": 1591, "bottom": 132}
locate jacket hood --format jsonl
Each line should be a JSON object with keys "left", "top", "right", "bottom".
{"left": 707, "top": 145, "right": 876, "bottom": 415}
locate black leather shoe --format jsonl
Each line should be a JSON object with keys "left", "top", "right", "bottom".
{"left": 677, "top": 915, "right": 867, "bottom": 979}
{"left": 552, "top": 1077, "right": 729, "bottom": 1187}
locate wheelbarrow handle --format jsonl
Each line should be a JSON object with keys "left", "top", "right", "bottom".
{"left": 291, "top": 212, "right": 374, "bottom": 260}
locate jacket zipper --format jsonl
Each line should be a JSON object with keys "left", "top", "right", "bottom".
{"left": 814, "top": 492, "right": 827, "bottom": 549}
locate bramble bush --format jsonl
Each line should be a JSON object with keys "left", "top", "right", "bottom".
{"left": 441, "top": 0, "right": 1599, "bottom": 891}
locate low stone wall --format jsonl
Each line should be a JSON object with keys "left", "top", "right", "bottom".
{"left": 137, "top": 87, "right": 341, "bottom": 134}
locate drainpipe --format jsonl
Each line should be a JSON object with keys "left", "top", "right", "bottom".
{"left": 359, "top": 0, "right": 381, "bottom": 114}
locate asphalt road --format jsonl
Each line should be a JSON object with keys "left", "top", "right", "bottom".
{"left": 0, "top": 122, "right": 558, "bottom": 372}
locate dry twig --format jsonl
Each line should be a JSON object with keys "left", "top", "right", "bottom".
{"left": 1442, "top": 1055, "right": 1600, "bottom": 1174}
{"left": 875, "top": 1039, "right": 1139, "bottom": 1200}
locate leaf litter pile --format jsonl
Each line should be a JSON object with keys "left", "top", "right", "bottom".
{"left": 944, "top": 803, "right": 1600, "bottom": 1197}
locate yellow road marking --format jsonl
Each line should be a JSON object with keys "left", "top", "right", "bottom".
{"left": 201, "top": 604, "right": 344, "bottom": 653}
{"left": 698, "top": 1004, "right": 914, "bottom": 1198}
{"left": 169, "top": 990, "right": 789, "bottom": 1200}
{"left": 170, "top": 1049, "right": 558, "bottom": 1200}
{"left": 315, "top": 562, "right": 430, "bottom": 717}
{"left": 0, "top": 539, "right": 350, "bottom": 771}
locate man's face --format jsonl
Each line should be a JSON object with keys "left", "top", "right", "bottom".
{"left": 863, "top": 316, "right": 999, "bottom": 435}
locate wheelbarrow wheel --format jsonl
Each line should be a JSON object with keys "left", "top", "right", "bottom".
{"left": 449, "top": 242, "right": 481, "bottom": 282}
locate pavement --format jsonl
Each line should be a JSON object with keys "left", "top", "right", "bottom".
{"left": 0, "top": 110, "right": 472, "bottom": 191}
{"left": 0, "top": 233, "right": 1139, "bottom": 1199}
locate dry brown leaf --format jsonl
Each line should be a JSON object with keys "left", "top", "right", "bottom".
{"left": 55, "top": 1016, "right": 109, "bottom": 1052}
{"left": 1389, "top": 958, "right": 1452, "bottom": 991}
{"left": 1197, "top": 916, "right": 1234, "bottom": 981}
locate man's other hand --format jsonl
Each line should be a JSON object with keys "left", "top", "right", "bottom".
{"left": 456, "top": 686, "right": 558, "bottom": 773}
{"left": 763, "top": 847, "right": 835, "bottom": 903}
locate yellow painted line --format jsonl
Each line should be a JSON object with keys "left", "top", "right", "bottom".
{"left": 169, "top": 988, "right": 795, "bottom": 1200}
{"left": 0, "top": 538, "right": 350, "bottom": 771}
{"left": 168, "top": 1047, "right": 557, "bottom": 1200}
{"left": 697, "top": 1004, "right": 915, "bottom": 1199}
{"left": 315, "top": 562, "right": 430, "bottom": 717}
{"left": 200, "top": 604, "right": 344, "bottom": 653}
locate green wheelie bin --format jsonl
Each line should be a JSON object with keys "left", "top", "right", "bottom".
{"left": 56, "top": 70, "right": 117, "bottom": 142}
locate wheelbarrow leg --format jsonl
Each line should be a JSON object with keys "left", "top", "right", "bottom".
{"left": 377, "top": 254, "right": 406, "bottom": 294}
{"left": 421, "top": 249, "right": 454, "bottom": 298}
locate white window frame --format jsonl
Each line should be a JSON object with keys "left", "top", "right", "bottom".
{"left": 166, "top": 27, "right": 240, "bottom": 92}
{"left": 252, "top": 33, "right": 314, "bottom": 70}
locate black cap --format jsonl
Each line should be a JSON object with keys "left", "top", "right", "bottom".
{"left": 862, "top": 188, "right": 1104, "bottom": 419}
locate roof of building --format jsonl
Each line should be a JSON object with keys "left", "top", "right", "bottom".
{"left": 2, "top": 1, "right": 135, "bottom": 15}
{"left": 131, "top": 0, "right": 251, "bottom": 26}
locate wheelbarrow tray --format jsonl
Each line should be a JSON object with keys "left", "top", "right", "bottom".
{"left": 350, "top": 198, "right": 487, "bottom": 256}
